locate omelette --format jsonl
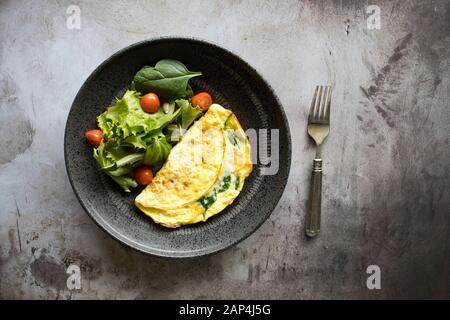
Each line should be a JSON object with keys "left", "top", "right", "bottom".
{"left": 135, "top": 104, "right": 252, "bottom": 228}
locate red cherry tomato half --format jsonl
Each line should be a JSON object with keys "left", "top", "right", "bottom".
{"left": 191, "top": 92, "right": 212, "bottom": 112}
{"left": 134, "top": 166, "right": 153, "bottom": 185}
{"left": 85, "top": 129, "right": 103, "bottom": 148}
{"left": 140, "top": 93, "right": 160, "bottom": 113}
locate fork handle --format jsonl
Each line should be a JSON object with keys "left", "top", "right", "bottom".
{"left": 306, "top": 158, "right": 322, "bottom": 237}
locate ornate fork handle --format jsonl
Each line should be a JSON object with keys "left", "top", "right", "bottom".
{"left": 306, "top": 158, "right": 322, "bottom": 237}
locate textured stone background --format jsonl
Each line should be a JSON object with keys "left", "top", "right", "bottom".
{"left": 1, "top": 0, "right": 449, "bottom": 299}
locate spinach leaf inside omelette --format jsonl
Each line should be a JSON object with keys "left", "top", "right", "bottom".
{"left": 135, "top": 104, "right": 252, "bottom": 228}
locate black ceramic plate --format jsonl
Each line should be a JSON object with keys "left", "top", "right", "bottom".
{"left": 65, "top": 38, "right": 291, "bottom": 257}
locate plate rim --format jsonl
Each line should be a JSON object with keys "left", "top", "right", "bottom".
{"left": 64, "top": 36, "right": 292, "bottom": 258}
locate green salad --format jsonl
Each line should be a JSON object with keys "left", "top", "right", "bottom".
{"left": 84, "top": 59, "right": 213, "bottom": 192}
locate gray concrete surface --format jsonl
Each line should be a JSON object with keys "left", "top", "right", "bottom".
{"left": 1, "top": 0, "right": 449, "bottom": 299}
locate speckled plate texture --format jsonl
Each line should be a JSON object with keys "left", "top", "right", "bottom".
{"left": 64, "top": 38, "right": 291, "bottom": 257}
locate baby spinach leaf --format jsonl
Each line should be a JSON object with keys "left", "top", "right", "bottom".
{"left": 199, "top": 190, "right": 218, "bottom": 218}
{"left": 224, "top": 113, "right": 233, "bottom": 129}
{"left": 184, "top": 84, "right": 194, "bottom": 98}
{"left": 234, "top": 175, "right": 240, "bottom": 189}
{"left": 217, "top": 174, "right": 232, "bottom": 193}
{"left": 227, "top": 130, "right": 239, "bottom": 146}
{"left": 133, "top": 59, "right": 201, "bottom": 100}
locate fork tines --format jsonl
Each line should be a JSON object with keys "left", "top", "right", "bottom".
{"left": 308, "top": 85, "right": 332, "bottom": 124}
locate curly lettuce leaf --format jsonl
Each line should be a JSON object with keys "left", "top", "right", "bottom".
{"left": 175, "top": 99, "right": 202, "bottom": 129}
{"left": 93, "top": 89, "right": 203, "bottom": 192}
{"left": 93, "top": 142, "right": 142, "bottom": 192}
{"left": 93, "top": 142, "right": 114, "bottom": 170}
{"left": 97, "top": 90, "right": 181, "bottom": 144}
{"left": 108, "top": 175, "right": 138, "bottom": 192}
{"left": 166, "top": 123, "right": 184, "bottom": 143}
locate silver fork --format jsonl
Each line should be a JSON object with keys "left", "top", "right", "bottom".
{"left": 306, "top": 85, "right": 332, "bottom": 237}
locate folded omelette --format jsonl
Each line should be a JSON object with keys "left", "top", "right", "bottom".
{"left": 135, "top": 104, "right": 253, "bottom": 228}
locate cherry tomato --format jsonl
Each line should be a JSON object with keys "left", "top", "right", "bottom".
{"left": 85, "top": 129, "right": 103, "bottom": 148}
{"left": 140, "top": 93, "right": 160, "bottom": 113}
{"left": 191, "top": 92, "right": 212, "bottom": 112}
{"left": 134, "top": 166, "right": 153, "bottom": 185}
